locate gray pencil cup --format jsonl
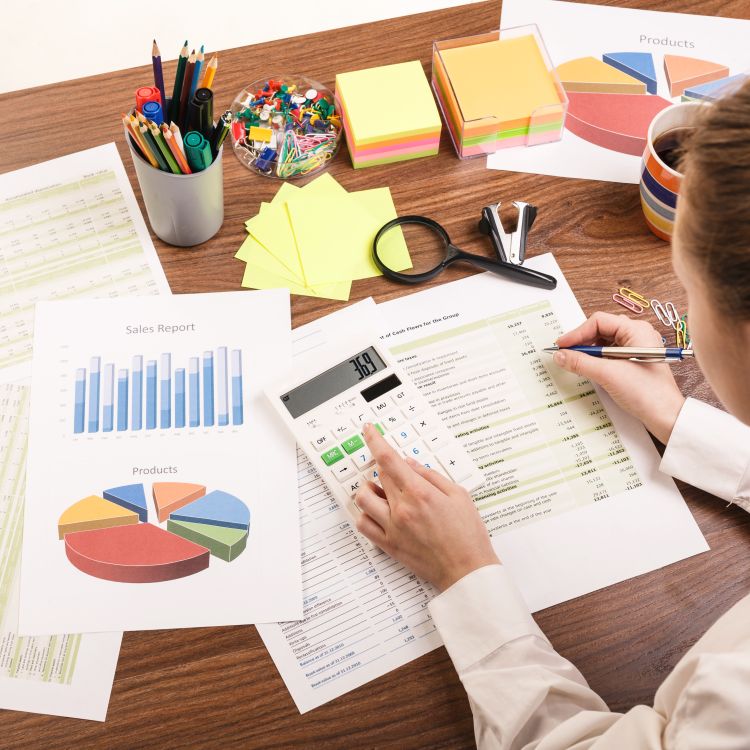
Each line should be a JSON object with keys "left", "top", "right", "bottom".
{"left": 124, "top": 132, "right": 224, "bottom": 247}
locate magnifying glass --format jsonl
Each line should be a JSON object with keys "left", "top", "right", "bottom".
{"left": 372, "top": 215, "right": 557, "bottom": 289}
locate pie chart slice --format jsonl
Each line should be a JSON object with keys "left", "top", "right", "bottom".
{"left": 602, "top": 52, "right": 657, "bottom": 95}
{"left": 664, "top": 55, "right": 729, "bottom": 97}
{"left": 152, "top": 482, "right": 206, "bottom": 522}
{"left": 566, "top": 91, "right": 672, "bottom": 155}
{"left": 64, "top": 523, "right": 210, "bottom": 583}
{"left": 167, "top": 519, "right": 248, "bottom": 562}
{"left": 169, "top": 490, "right": 251, "bottom": 530}
{"left": 555, "top": 56, "right": 646, "bottom": 94}
{"left": 57, "top": 495, "right": 139, "bottom": 539}
{"left": 683, "top": 73, "right": 747, "bottom": 101}
{"left": 103, "top": 483, "right": 148, "bottom": 522}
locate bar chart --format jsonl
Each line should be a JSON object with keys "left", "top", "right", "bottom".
{"left": 73, "top": 347, "right": 244, "bottom": 434}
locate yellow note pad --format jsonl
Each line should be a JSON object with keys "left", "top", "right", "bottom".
{"left": 235, "top": 232, "right": 301, "bottom": 285}
{"left": 246, "top": 202, "right": 305, "bottom": 282}
{"left": 440, "top": 36, "right": 562, "bottom": 125}
{"left": 241, "top": 263, "right": 351, "bottom": 301}
{"left": 336, "top": 61, "right": 442, "bottom": 145}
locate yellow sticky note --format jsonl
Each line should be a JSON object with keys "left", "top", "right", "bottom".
{"left": 241, "top": 263, "right": 351, "bottom": 301}
{"left": 336, "top": 61, "right": 442, "bottom": 145}
{"left": 439, "top": 36, "right": 562, "bottom": 125}
{"left": 246, "top": 203, "right": 305, "bottom": 282}
{"left": 235, "top": 233, "right": 302, "bottom": 285}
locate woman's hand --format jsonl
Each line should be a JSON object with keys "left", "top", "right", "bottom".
{"left": 354, "top": 423, "right": 499, "bottom": 592}
{"left": 554, "top": 312, "right": 686, "bottom": 444}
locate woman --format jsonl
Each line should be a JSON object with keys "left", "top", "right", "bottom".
{"left": 354, "top": 83, "right": 750, "bottom": 748}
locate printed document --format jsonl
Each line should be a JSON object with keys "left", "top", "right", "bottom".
{"left": 258, "top": 255, "right": 707, "bottom": 712}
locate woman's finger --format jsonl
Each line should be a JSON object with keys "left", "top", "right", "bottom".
{"left": 355, "top": 482, "right": 391, "bottom": 529}
{"left": 355, "top": 509, "right": 387, "bottom": 547}
{"left": 405, "top": 457, "right": 456, "bottom": 495}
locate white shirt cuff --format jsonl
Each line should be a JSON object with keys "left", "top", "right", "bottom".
{"left": 428, "top": 564, "right": 545, "bottom": 673}
{"left": 660, "top": 397, "right": 750, "bottom": 509}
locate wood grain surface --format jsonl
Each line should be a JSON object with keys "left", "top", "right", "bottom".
{"left": 2, "top": 1, "right": 750, "bottom": 747}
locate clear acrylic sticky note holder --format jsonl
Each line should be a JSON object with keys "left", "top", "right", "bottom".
{"left": 432, "top": 24, "right": 568, "bottom": 159}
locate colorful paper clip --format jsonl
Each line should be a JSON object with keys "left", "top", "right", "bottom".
{"left": 619, "top": 287, "right": 650, "bottom": 307}
{"left": 613, "top": 293, "right": 644, "bottom": 314}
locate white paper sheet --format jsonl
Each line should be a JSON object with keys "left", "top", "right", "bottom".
{"left": 488, "top": 0, "right": 750, "bottom": 183}
{"left": 20, "top": 290, "right": 301, "bottom": 634}
{"left": 258, "top": 256, "right": 707, "bottom": 713}
{"left": 0, "top": 384, "right": 121, "bottom": 720}
{"left": 0, "top": 143, "right": 170, "bottom": 384}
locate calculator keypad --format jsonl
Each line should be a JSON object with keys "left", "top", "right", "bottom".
{"left": 309, "top": 385, "right": 478, "bottom": 505}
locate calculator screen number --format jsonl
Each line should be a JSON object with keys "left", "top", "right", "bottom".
{"left": 280, "top": 346, "right": 387, "bottom": 418}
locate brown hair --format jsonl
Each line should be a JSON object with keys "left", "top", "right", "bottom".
{"left": 678, "top": 80, "right": 750, "bottom": 317}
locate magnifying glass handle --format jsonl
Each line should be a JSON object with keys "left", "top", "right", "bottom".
{"left": 464, "top": 255, "right": 557, "bottom": 290}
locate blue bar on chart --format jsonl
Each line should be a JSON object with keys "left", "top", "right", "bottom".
{"left": 175, "top": 368, "right": 186, "bottom": 428}
{"left": 189, "top": 357, "right": 200, "bottom": 428}
{"left": 74, "top": 368, "right": 86, "bottom": 434}
{"left": 132, "top": 355, "right": 143, "bottom": 431}
{"left": 216, "top": 346, "right": 229, "bottom": 426}
{"left": 160, "top": 353, "right": 171, "bottom": 429}
{"left": 102, "top": 363, "right": 115, "bottom": 432}
{"left": 117, "top": 370, "right": 129, "bottom": 431}
{"left": 203, "top": 351, "right": 214, "bottom": 427}
{"left": 231, "top": 349, "right": 243, "bottom": 426}
{"left": 146, "top": 360, "right": 157, "bottom": 430}
{"left": 73, "top": 346, "right": 242, "bottom": 435}
{"left": 87, "top": 357, "right": 101, "bottom": 433}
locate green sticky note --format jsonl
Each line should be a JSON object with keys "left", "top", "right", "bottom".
{"left": 322, "top": 446, "right": 344, "bottom": 466}
{"left": 341, "top": 434, "right": 364, "bottom": 454}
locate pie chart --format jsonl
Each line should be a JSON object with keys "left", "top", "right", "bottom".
{"left": 554, "top": 52, "right": 737, "bottom": 155}
{"left": 57, "top": 482, "right": 250, "bottom": 583}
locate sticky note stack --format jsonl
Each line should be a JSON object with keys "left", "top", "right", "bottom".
{"left": 335, "top": 61, "right": 442, "bottom": 168}
{"left": 432, "top": 30, "right": 566, "bottom": 158}
{"left": 235, "top": 173, "right": 411, "bottom": 300}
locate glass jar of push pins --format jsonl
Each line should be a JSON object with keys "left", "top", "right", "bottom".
{"left": 230, "top": 75, "right": 342, "bottom": 179}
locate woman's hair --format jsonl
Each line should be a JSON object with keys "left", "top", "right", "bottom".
{"left": 678, "top": 80, "right": 750, "bottom": 318}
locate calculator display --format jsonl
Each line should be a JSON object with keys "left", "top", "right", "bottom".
{"left": 280, "top": 346, "right": 386, "bottom": 418}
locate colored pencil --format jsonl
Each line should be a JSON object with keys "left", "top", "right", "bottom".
{"left": 200, "top": 55, "right": 218, "bottom": 89}
{"left": 169, "top": 41, "right": 188, "bottom": 124}
{"left": 190, "top": 45, "right": 204, "bottom": 98}
{"left": 162, "top": 124, "right": 192, "bottom": 173}
{"left": 151, "top": 39, "right": 167, "bottom": 111}
{"left": 128, "top": 114, "right": 159, "bottom": 167}
{"left": 178, "top": 50, "right": 196, "bottom": 131}
{"left": 122, "top": 113, "right": 158, "bottom": 167}
{"left": 150, "top": 124, "right": 182, "bottom": 174}
{"left": 140, "top": 123, "right": 169, "bottom": 170}
{"left": 169, "top": 121, "right": 186, "bottom": 153}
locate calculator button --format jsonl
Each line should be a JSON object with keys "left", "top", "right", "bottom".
{"left": 412, "top": 416, "right": 436, "bottom": 435}
{"left": 401, "top": 402, "right": 426, "bottom": 419}
{"left": 370, "top": 399, "right": 396, "bottom": 418}
{"left": 415, "top": 451, "right": 437, "bottom": 470}
{"left": 331, "top": 460, "right": 357, "bottom": 483}
{"left": 423, "top": 430, "right": 449, "bottom": 451}
{"left": 352, "top": 446, "right": 374, "bottom": 469}
{"left": 435, "top": 450, "right": 474, "bottom": 483}
{"left": 390, "top": 387, "right": 414, "bottom": 406}
{"left": 331, "top": 422, "right": 352, "bottom": 440}
{"left": 365, "top": 466, "right": 382, "bottom": 485}
{"left": 374, "top": 423, "right": 385, "bottom": 435}
{"left": 404, "top": 440, "right": 429, "bottom": 459}
{"left": 341, "top": 434, "right": 365, "bottom": 454}
{"left": 310, "top": 432, "right": 333, "bottom": 452}
{"left": 393, "top": 424, "right": 417, "bottom": 447}
{"left": 382, "top": 413, "right": 400, "bottom": 430}
{"left": 348, "top": 477, "right": 363, "bottom": 496}
{"left": 321, "top": 446, "right": 344, "bottom": 466}
{"left": 351, "top": 412, "right": 369, "bottom": 428}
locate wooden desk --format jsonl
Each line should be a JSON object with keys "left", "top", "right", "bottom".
{"left": 2, "top": 1, "right": 750, "bottom": 746}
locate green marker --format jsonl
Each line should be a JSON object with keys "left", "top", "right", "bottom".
{"left": 184, "top": 131, "right": 213, "bottom": 172}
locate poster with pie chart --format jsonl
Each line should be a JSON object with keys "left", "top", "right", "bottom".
{"left": 20, "top": 291, "right": 302, "bottom": 635}
{"left": 490, "top": 0, "right": 750, "bottom": 183}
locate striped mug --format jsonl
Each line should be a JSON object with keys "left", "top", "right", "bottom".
{"left": 640, "top": 102, "right": 702, "bottom": 241}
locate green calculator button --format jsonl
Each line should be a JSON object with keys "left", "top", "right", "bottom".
{"left": 321, "top": 447, "right": 344, "bottom": 466}
{"left": 341, "top": 434, "right": 365, "bottom": 454}
{"left": 375, "top": 423, "right": 385, "bottom": 435}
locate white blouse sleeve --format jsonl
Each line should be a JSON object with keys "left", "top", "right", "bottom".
{"left": 660, "top": 397, "right": 750, "bottom": 510}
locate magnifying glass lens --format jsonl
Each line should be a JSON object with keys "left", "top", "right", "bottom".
{"left": 376, "top": 221, "right": 448, "bottom": 276}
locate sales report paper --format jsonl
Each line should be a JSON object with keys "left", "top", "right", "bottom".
{"left": 257, "top": 255, "right": 707, "bottom": 713}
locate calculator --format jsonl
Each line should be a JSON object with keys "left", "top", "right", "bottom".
{"left": 265, "top": 333, "right": 484, "bottom": 524}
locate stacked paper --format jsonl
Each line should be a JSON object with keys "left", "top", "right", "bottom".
{"left": 432, "top": 34, "right": 566, "bottom": 158}
{"left": 335, "top": 61, "right": 442, "bottom": 168}
{"left": 235, "top": 173, "right": 411, "bottom": 300}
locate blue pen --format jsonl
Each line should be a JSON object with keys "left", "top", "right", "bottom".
{"left": 543, "top": 345, "right": 694, "bottom": 362}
